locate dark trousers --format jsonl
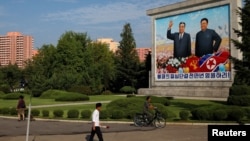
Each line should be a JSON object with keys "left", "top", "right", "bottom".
{"left": 89, "top": 126, "right": 103, "bottom": 141}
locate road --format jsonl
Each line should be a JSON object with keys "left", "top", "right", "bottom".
{"left": 0, "top": 117, "right": 209, "bottom": 141}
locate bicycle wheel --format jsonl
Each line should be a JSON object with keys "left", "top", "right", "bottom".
{"left": 153, "top": 117, "right": 166, "bottom": 128}
{"left": 133, "top": 114, "right": 144, "bottom": 127}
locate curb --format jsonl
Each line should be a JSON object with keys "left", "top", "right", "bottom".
{"left": 0, "top": 116, "right": 240, "bottom": 126}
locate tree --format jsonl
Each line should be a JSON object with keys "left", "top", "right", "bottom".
{"left": 0, "top": 64, "right": 22, "bottom": 92}
{"left": 23, "top": 31, "right": 115, "bottom": 95}
{"left": 231, "top": 0, "right": 250, "bottom": 85}
{"left": 114, "top": 23, "right": 140, "bottom": 91}
{"left": 23, "top": 44, "right": 58, "bottom": 96}
{"left": 83, "top": 42, "right": 116, "bottom": 93}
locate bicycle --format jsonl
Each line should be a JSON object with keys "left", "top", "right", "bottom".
{"left": 133, "top": 107, "right": 166, "bottom": 128}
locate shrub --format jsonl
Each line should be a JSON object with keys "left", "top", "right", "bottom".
{"left": 229, "top": 85, "right": 250, "bottom": 96}
{"left": 106, "top": 97, "right": 170, "bottom": 119}
{"left": 227, "top": 108, "right": 245, "bottom": 122}
{"left": 100, "top": 110, "right": 109, "bottom": 119}
{"left": 31, "top": 109, "right": 40, "bottom": 116}
{"left": 80, "top": 110, "right": 91, "bottom": 119}
{"left": 67, "top": 85, "right": 94, "bottom": 95}
{"left": 53, "top": 109, "right": 64, "bottom": 118}
{"left": 0, "top": 91, "right": 5, "bottom": 98}
{"left": 0, "top": 107, "right": 10, "bottom": 115}
{"left": 191, "top": 108, "right": 209, "bottom": 120}
{"left": 67, "top": 109, "right": 79, "bottom": 118}
{"left": 244, "top": 108, "right": 250, "bottom": 120}
{"left": 153, "top": 103, "right": 170, "bottom": 119}
{"left": 40, "top": 89, "right": 67, "bottom": 99}
{"left": 213, "top": 109, "right": 227, "bottom": 121}
{"left": 126, "top": 110, "right": 138, "bottom": 119}
{"left": 227, "top": 95, "right": 250, "bottom": 106}
{"left": 31, "top": 89, "right": 44, "bottom": 97}
{"left": 10, "top": 107, "right": 17, "bottom": 115}
{"left": 101, "top": 90, "right": 113, "bottom": 95}
{"left": 3, "top": 93, "right": 28, "bottom": 100}
{"left": 126, "top": 94, "right": 136, "bottom": 98}
{"left": 110, "top": 110, "right": 124, "bottom": 119}
{"left": 151, "top": 96, "right": 170, "bottom": 106}
{"left": 0, "top": 84, "right": 11, "bottom": 93}
{"left": 55, "top": 93, "right": 89, "bottom": 101}
{"left": 42, "top": 110, "right": 49, "bottom": 117}
{"left": 179, "top": 110, "right": 189, "bottom": 120}
{"left": 132, "top": 95, "right": 170, "bottom": 106}
{"left": 119, "top": 86, "right": 136, "bottom": 94}
{"left": 106, "top": 98, "right": 144, "bottom": 118}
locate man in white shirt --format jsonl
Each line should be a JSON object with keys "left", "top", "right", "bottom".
{"left": 89, "top": 103, "right": 103, "bottom": 141}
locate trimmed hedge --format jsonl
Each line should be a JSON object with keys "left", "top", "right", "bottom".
{"left": 2, "top": 93, "right": 29, "bottom": 100}
{"left": 55, "top": 93, "right": 89, "bottom": 101}
{"left": 227, "top": 85, "right": 250, "bottom": 106}
{"left": 179, "top": 110, "right": 189, "bottom": 120}
{"left": 191, "top": 105, "right": 246, "bottom": 122}
{"left": 119, "top": 86, "right": 136, "bottom": 94}
{"left": 106, "top": 97, "right": 173, "bottom": 120}
{"left": 229, "top": 85, "right": 250, "bottom": 96}
{"left": 31, "top": 109, "right": 40, "bottom": 116}
{"left": 67, "top": 109, "right": 79, "bottom": 118}
{"left": 53, "top": 109, "right": 64, "bottom": 118}
{"left": 40, "top": 89, "right": 89, "bottom": 102}
{"left": 40, "top": 89, "right": 68, "bottom": 99}
{"left": 42, "top": 110, "right": 49, "bottom": 117}
{"left": 110, "top": 110, "right": 124, "bottom": 119}
{"left": 81, "top": 110, "right": 91, "bottom": 119}
{"left": 100, "top": 110, "right": 109, "bottom": 119}
{"left": 227, "top": 95, "right": 250, "bottom": 106}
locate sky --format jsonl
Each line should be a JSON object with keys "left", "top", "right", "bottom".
{"left": 0, "top": 0, "right": 183, "bottom": 49}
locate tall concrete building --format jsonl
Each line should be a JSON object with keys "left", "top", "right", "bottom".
{"left": 96, "top": 38, "right": 119, "bottom": 53}
{"left": 136, "top": 48, "right": 151, "bottom": 62}
{"left": 0, "top": 32, "right": 34, "bottom": 68}
{"left": 97, "top": 38, "right": 151, "bottom": 62}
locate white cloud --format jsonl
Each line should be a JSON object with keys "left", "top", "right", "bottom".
{"left": 39, "top": 0, "right": 184, "bottom": 47}
{"left": 43, "top": 2, "right": 143, "bottom": 25}
{"left": 42, "top": 0, "right": 184, "bottom": 25}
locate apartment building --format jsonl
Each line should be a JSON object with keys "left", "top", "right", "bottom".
{"left": 136, "top": 47, "right": 151, "bottom": 62}
{"left": 96, "top": 38, "right": 151, "bottom": 62}
{"left": 0, "top": 32, "right": 34, "bottom": 68}
{"left": 96, "top": 38, "right": 119, "bottom": 53}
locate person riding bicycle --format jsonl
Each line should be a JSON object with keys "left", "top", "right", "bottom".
{"left": 143, "top": 96, "right": 154, "bottom": 121}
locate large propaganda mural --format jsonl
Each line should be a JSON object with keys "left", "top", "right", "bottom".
{"left": 155, "top": 4, "right": 230, "bottom": 81}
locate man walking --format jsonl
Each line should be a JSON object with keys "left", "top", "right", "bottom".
{"left": 89, "top": 103, "right": 103, "bottom": 141}
{"left": 167, "top": 21, "right": 191, "bottom": 58}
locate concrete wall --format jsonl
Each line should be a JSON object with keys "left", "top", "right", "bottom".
{"left": 138, "top": 0, "right": 242, "bottom": 98}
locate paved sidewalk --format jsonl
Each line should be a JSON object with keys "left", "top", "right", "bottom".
{"left": 0, "top": 117, "right": 209, "bottom": 141}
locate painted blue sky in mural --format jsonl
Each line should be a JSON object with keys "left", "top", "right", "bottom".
{"left": 155, "top": 5, "right": 229, "bottom": 45}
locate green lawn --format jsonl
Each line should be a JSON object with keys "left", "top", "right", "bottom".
{"left": 0, "top": 94, "right": 231, "bottom": 121}
{"left": 0, "top": 94, "right": 126, "bottom": 108}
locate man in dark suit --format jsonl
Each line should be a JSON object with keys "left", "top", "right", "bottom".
{"left": 167, "top": 21, "right": 191, "bottom": 58}
{"left": 195, "top": 18, "right": 221, "bottom": 57}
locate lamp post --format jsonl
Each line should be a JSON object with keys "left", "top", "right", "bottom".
{"left": 25, "top": 80, "right": 32, "bottom": 141}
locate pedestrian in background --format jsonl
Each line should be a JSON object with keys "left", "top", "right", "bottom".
{"left": 16, "top": 95, "right": 26, "bottom": 121}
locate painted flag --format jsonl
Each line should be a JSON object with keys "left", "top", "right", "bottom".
{"left": 198, "top": 51, "right": 229, "bottom": 72}
{"left": 185, "top": 56, "right": 200, "bottom": 72}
